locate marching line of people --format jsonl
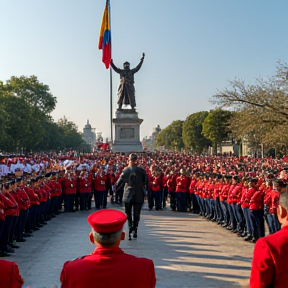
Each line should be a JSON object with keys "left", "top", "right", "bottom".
{"left": 146, "top": 166, "right": 286, "bottom": 243}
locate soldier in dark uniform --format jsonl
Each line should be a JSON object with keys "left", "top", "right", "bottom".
{"left": 115, "top": 153, "right": 147, "bottom": 240}
{"left": 110, "top": 53, "right": 145, "bottom": 109}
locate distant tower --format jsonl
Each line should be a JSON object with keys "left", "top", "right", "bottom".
{"left": 82, "top": 120, "right": 96, "bottom": 148}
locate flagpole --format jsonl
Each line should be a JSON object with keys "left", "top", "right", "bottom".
{"left": 109, "top": 0, "right": 113, "bottom": 144}
{"left": 110, "top": 68, "right": 113, "bottom": 144}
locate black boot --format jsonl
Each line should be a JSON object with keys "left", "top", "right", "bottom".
{"left": 245, "top": 234, "right": 253, "bottom": 241}
{"left": 133, "top": 228, "right": 138, "bottom": 239}
{"left": 128, "top": 227, "right": 134, "bottom": 241}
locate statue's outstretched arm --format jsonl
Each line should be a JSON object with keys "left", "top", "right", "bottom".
{"left": 110, "top": 59, "right": 121, "bottom": 74}
{"left": 131, "top": 53, "right": 145, "bottom": 74}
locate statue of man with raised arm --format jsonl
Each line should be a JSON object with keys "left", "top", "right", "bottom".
{"left": 110, "top": 53, "right": 145, "bottom": 110}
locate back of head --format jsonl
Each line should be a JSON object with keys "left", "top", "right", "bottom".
{"left": 87, "top": 209, "right": 127, "bottom": 247}
{"left": 128, "top": 153, "right": 138, "bottom": 166}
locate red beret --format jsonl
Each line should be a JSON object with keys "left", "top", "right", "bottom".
{"left": 87, "top": 209, "right": 127, "bottom": 233}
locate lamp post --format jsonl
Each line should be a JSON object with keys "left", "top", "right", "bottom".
{"left": 260, "top": 144, "right": 264, "bottom": 159}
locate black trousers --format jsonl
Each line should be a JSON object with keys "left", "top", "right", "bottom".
{"left": 124, "top": 202, "right": 143, "bottom": 230}
{"left": 16, "top": 209, "right": 29, "bottom": 240}
{"left": 0, "top": 215, "right": 13, "bottom": 249}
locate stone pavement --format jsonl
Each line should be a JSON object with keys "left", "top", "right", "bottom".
{"left": 2, "top": 202, "right": 254, "bottom": 288}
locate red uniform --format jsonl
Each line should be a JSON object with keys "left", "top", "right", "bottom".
{"left": 167, "top": 175, "right": 176, "bottom": 192}
{"left": 250, "top": 226, "right": 288, "bottom": 288}
{"left": 94, "top": 174, "right": 107, "bottom": 192}
{"left": 24, "top": 186, "right": 40, "bottom": 205}
{"left": 62, "top": 178, "right": 77, "bottom": 195}
{"left": 250, "top": 189, "right": 265, "bottom": 210}
{"left": 269, "top": 190, "right": 280, "bottom": 215}
{"left": 189, "top": 179, "right": 197, "bottom": 194}
{"left": 162, "top": 175, "right": 168, "bottom": 190}
{"left": 15, "top": 188, "right": 30, "bottom": 211}
{"left": 0, "top": 259, "right": 24, "bottom": 288}
{"left": 230, "top": 184, "right": 242, "bottom": 204}
{"left": 0, "top": 193, "right": 16, "bottom": 218}
{"left": 0, "top": 200, "right": 5, "bottom": 221}
{"left": 219, "top": 184, "right": 229, "bottom": 202}
{"left": 60, "top": 246, "right": 156, "bottom": 288}
{"left": 3, "top": 192, "right": 19, "bottom": 217}
{"left": 149, "top": 176, "right": 161, "bottom": 192}
{"left": 78, "top": 177, "right": 91, "bottom": 193}
{"left": 175, "top": 176, "right": 190, "bottom": 193}
{"left": 213, "top": 182, "right": 222, "bottom": 200}
{"left": 241, "top": 187, "right": 256, "bottom": 209}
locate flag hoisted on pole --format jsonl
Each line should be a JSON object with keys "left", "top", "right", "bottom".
{"left": 98, "top": 0, "right": 111, "bottom": 69}
{"left": 99, "top": 0, "right": 113, "bottom": 144}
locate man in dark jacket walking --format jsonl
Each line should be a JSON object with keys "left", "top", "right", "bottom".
{"left": 115, "top": 153, "right": 147, "bottom": 240}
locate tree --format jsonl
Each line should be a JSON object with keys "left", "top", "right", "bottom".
{"left": 39, "top": 120, "right": 65, "bottom": 151}
{"left": 212, "top": 61, "right": 288, "bottom": 122}
{"left": 0, "top": 93, "right": 36, "bottom": 151}
{"left": 0, "top": 76, "right": 86, "bottom": 152}
{"left": 0, "top": 84, "right": 8, "bottom": 143}
{"left": 182, "top": 111, "right": 211, "bottom": 153}
{"left": 156, "top": 120, "right": 184, "bottom": 151}
{"left": 212, "top": 61, "right": 288, "bottom": 153}
{"left": 5, "top": 75, "right": 57, "bottom": 115}
{"left": 57, "top": 116, "right": 83, "bottom": 150}
{"left": 202, "top": 109, "right": 232, "bottom": 152}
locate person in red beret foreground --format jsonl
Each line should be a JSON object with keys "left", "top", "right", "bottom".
{"left": 60, "top": 209, "right": 156, "bottom": 288}
{"left": 0, "top": 259, "right": 24, "bottom": 288}
{"left": 250, "top": 180, "right": 288, "bottom": 288}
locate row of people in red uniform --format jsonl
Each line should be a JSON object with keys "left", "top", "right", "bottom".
{"left": 0, "top": 166, "right": 121, "bottom": 257}
{"left": 61, "top": 166, "right": 116, "bottom": 212}
{"left": 188, "top": 172, "right": 286, "bottom": 243}
{"left": 145, "top": 165, "right": 286, "bottom": 243}
{"left": 0, "top": 171, "right": 64, "bottom": 257}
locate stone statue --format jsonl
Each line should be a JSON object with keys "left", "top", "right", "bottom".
{"left": 110, "top": 53, "right": 145, "bottom": 110}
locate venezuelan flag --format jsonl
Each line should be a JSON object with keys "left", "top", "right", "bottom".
{"left": 98, "top": 0, "right": 111, "bottom": 69}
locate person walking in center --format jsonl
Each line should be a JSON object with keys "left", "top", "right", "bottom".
{"left": 115, "top": 153, "right": 147, "bottom": 240}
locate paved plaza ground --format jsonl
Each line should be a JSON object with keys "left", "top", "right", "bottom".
{"left": 3, "top": 202, "right": 254, "bottom": 288}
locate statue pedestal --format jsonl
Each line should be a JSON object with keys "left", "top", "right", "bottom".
{"left": 112, "top": 109, "right": 144, "bottom": 153}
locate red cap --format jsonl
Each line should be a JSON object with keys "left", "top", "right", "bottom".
{"left": 87, "top": 209, "right": 127, "bottom": 233}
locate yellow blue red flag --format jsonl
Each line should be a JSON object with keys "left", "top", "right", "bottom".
{"left": 98, "top": 0, "right": 111, "bottom": 69}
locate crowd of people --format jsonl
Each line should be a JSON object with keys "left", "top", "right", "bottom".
{"left": 1, "top": 150, "right": 288, "bottom": 287}
{"left": 0, "top": 151, "right": 288, "bottom": 257}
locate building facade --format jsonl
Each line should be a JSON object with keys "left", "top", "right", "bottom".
{"left": 82, "top": 120, "right": 96, "bottom": 149}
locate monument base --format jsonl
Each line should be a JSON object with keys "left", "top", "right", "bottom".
{"left": 112, "top": 109, "right": 144, "bottom": 153}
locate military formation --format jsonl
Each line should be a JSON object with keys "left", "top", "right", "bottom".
{"left": 1, "top": 151, "right": 288, "bottom": 286}
{"left": 1, "top": 152, "right": 287, "bottom": 257}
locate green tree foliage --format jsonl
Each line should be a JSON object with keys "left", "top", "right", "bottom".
{"left": 182, "top": 111, "right": 212, "bottom": 153}
{"left": 202, "top": 109, "right": 232, "bottom": 150}
{"left": 0, "top": 76, "right": 83, "bottom": 152}
{"left": 39, "top": 120, "right": 65, "bottom": 151}
{"left": 0, "top": 93, "right": 35, "bottom": 151}
{"left": 5, "top": 75, "right": 57, "bottom": 115}
{"left": 57, "top": 116, "right": 83, "bottom": 150}
{"left": 0, "top": 85, "right": 8, "bottom": 142}
{"left": 156, "top": 120, "right": 184, "bottom": 151}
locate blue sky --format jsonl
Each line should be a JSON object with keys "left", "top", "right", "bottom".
{"left": 0, "top": 0, "right": 287, "bottom": 140}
